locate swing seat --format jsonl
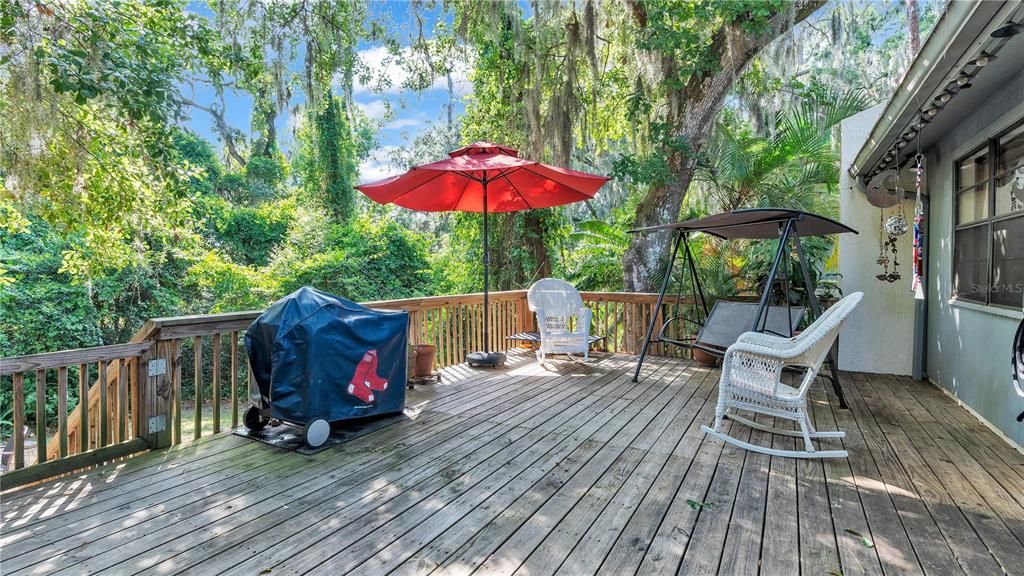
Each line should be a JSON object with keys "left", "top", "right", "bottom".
{"left": 701, "top": 292, "right": 862, "bottom": 459}
{"left": 695, "top": 300, "right": 804, "bottom": 353}
{"left": 657, "top": 302, "right": 804, "bottom": 353}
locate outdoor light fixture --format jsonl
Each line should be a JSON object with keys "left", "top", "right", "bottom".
{"left": 925, "top": 107, "right": 939, "bottom": 117}
{"left": 906, "top": 128, "right": 917, "bottom": 138}
{"left": 991, "top": 21, "right": 1022, "bottom": 38}
{"left": 956, "top": 74, "right": 973, "bottom": 86}
{"left": 936, "top": 92, "right": 952, "bottom": 103}
{"left": 897, "top": 140, "right": 908, "bottom": 149}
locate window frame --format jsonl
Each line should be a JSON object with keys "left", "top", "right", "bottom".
{"left": 952, "top": 117, "right": 1024, "bottom": 310}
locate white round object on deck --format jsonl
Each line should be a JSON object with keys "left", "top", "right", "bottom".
{"left": 304, "top": 419, "right": 330, "bottom": 448}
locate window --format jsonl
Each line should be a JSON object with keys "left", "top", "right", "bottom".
{"left": 953, "top": 118, "right": 1024, "bottom": 308}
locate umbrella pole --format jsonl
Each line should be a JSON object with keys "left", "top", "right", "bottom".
{"left": 483, "top": 177, "right": 490, "bottom": 354}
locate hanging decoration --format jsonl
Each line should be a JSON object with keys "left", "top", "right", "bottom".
{"left": 912, "top": 153, "right": 926, "bottom": 298}
{"left": 885, "top": 214, "right": 909, "bottom": 236}
{"left": 876, "top": 159, "right": 903, "bottom": 284}
{"left": 876, "top": 208, "right": 901, "bottom": 283}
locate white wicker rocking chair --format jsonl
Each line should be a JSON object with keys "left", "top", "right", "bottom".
{"left": 701, "top": 292, "right": 863, "bottom": 458}
{"left": 527, "top": 278, "right": 593, "bottom": 362}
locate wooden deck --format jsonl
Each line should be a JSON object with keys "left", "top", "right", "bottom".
{"left": 3, "top": 352, "right": 1024, "bottom": 575}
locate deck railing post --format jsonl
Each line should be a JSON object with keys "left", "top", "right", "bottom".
{"left": 137, "top": 339, "right": 172, "bottom": 449}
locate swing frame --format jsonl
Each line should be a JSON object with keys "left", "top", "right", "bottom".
{"left": 630, "top": 208, "right": 858, "bottom": 409}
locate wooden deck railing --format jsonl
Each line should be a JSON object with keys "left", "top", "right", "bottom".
{"left": 0, "top": 289, "right": 691, "bottom": 489}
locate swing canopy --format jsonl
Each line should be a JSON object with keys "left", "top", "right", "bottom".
{"left": 629, "top": 208, "right": 857, "bottom": 239}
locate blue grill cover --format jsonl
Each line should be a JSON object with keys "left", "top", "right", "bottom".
{"left": 245, "top": 287, "right": 408, "bottom": 424}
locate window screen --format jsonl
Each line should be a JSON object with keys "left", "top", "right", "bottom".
{"left": 954, "top": 225, "right": 988, "bottom": 303}
{"left": 991, "top": 217, "right": 1024, "bottom": 307}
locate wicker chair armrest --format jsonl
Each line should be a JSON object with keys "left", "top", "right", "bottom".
{"left": 736, "top": 331, "right": 797, "bottom": 350}
{"left": 576, "top": 307, "right": 592, "bottom": 337}
{"left": 534, "top": 308, "right": 549, "bottom": 336}
{"left": 726, "top": 340, "right": 804, "bottom": 361}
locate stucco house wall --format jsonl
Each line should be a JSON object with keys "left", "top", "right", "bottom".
{"left": 839, "top": 104, "right": 917, "bottom": 376}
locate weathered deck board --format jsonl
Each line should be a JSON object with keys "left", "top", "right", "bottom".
{"left": 3, "top": 353, "right": 1024, "bottom": 576}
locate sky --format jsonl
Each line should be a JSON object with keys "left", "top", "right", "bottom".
{"left": 181, "top": 1, "right": 471, "bottom": 184}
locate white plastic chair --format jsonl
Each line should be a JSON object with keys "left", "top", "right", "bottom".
{"left": 527, "top": 278, "right": 593, "bottom": 362}
{"left": 701, "top": 292, "right": 863, "bottom": 458}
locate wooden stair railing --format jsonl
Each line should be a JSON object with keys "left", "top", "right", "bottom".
{"left": 42, "top": 322, "right": 161, "bottom": 462}
{"left": 1, "top": 342, "right": 154, "bottom": 489}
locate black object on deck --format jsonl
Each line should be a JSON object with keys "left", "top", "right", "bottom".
{"left": 1014, "top": 318, "right": 1023, "bottom": 422}
{"left": 245, "top": 287, "right": 409, "bottom": 429}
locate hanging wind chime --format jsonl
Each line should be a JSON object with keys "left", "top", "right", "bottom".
{"left": 911, "top": 153, "right": 926, "bottom": 297}
{"left": 875, "top": 159, "right": 908, "bottom": 283}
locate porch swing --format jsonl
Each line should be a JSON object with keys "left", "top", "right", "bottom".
{"left": 630, "top": 208, "right": 858, "bottom": 408}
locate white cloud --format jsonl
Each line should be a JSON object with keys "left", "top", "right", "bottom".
{"left": 384, "top": 117, "right": 422, "bottom": 130}
{"left": 358, "top": 145, "right": 400, "bottom": 184}
{"left": 356, "top": 99, "right": 389, "bottom": 121}
{"left": 354, "top": 45, "right": 472, "bottom": 96}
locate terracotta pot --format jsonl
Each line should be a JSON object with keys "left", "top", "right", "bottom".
{"left": 692, "top": 347, "right": 720, "bottom": 368}
{"left": 413, "top": 344, "right": 437, "bottom": 377}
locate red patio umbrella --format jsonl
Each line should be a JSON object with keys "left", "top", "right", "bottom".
{"left": 357, "top": 142, "right": 609, "bottom": 365}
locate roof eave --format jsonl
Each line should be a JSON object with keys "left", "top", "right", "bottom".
{"left": 849, "top": 0, "right": 1007, "bottom": 181}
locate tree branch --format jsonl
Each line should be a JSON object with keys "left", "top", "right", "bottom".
{"left": 182, "top": 97, "right": 248, "bottom": 168}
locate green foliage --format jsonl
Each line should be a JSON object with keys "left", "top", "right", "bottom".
{"left": 197, "top": 197, "right": 294, "bottom": 267}
{"left": 637, "top": 1, "right": 785, "bottom": 87}
{"left": 692, "top": 87, "right": 869, "bottom": 214}
{"left": 243, "top": 155, "right": 288, "bottom": 202}
{"left": 743, "top": 234, "right": 842, "bottom": 305}
{"left": 565, "top": 194, "right": 644, "bottom": 291}
{"left": 1, "top": 0, "right": 218, "bottom": 277}
{"left": 216, "top": 173, "right": 249, "bottom": 202}
{"left": 567, "top": 220, "right": 629, "bottom": 291}
{"left": 185, "top": 251, "right": 274, "bottom": 312}
{"left": 1, "top": 217, "right": 186, "bottom": 351}
{"left": 281, "top": 216, "right": 432, "bottom": 301}
{"left": 174, "top": 130, "right": 223, "bottom": 196}
{"left": 295, "top": 94, "right": 360, "bottom": 222}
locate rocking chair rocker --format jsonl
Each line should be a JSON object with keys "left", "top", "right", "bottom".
{"left": 701, "top": 292, "right": 863, "bottom": 458}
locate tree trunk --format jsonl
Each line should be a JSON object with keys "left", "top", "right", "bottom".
{"left": 623, "top": 1, "right": 825, "bottom": 291}
{"left": 906, "top": 0, "right": 921, "bottom": 56}
{"left": 525, "top": 211, "right": 552, "bottom": 281}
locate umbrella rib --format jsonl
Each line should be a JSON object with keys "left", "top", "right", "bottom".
{"left": 519, "top": 165, "right": 601, "bottom": 192}
{"left": 501, "top": 170, "right": 535, "bottom": 210}
{"left": 388, "top": 170, "right": 448, "bottom": 205}
{"left": 452, "top": 171, "right": 477, "bottom": 211}
{"left": 453, "top": 170, "right": 484, "bottom": 182}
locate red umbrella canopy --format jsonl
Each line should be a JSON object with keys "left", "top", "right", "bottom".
{"left": 356, "top": 142, "right": 608, "bottom": 212}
